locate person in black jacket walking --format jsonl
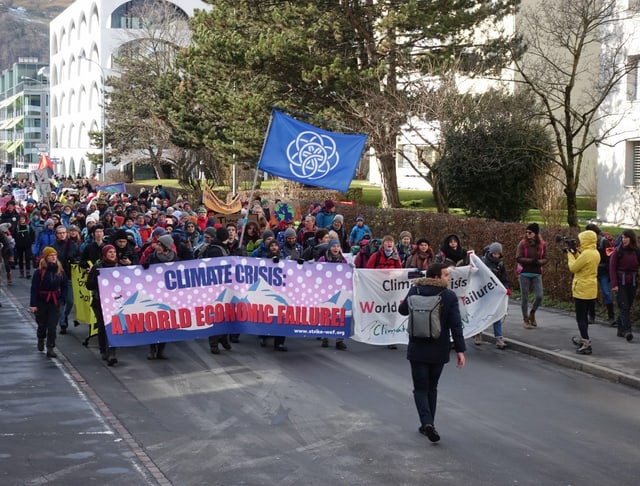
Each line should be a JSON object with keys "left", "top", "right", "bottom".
{"left": 398, "top": 262, "right": 466, "bottom": 443}
{"left": 14, "top": 213, "right": 34, "bottom": 279}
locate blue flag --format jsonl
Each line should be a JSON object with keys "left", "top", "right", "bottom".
{"left": 258, "top": 110, "right": 367, "bottom": 192}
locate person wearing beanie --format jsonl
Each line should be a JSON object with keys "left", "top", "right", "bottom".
{"left": 86, "top": 245, "right": 119, "bottom": 366}
{"left": 80, "top": 224, "right": 106, "bottom": 269}
{"left": 315, "top": 199, "right": 337, "bottom": 229}
{"left": 113, "top": 228, "right": 139, "bottom": 266}
{"left": 33, "top": 217, "right": 57, "bottom": 262}
{"left": 142, "top": 228, "right": 180, "bottom": 361}
{"left": 397, "top": 231, "right": 413, "bottom": 266}
{"left": 568, "top": 230, "right": 600, "bottom": 355}
{"left": 584, "top": 223, "right": 616, "bottom": 325}
{"left": 325, "top": 214, "right": 350, "bottom": 252}
{"left": 281, "top": 227, "right": 303, "bottom": 261}
{"left": 475, "top": 242, "right": 511, "bottom": 349}
{"left": 316, "top": 239, "right": 348, "bottom": 350}
{"left": 29, "top": 246, "right": 68, "bottom": 358}
{"left": 516, "top": 223, "right": 548, "bottom": 329}
{"left": 404, "top": 237, "right": 434, "bottom": 271}
{"left": 349, "top": 215, "right": 372, "bottom": 246}
{"left": 251, "top": 230, "right": 276, "bottom": 258}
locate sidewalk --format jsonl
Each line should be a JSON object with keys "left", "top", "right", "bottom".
{"left": 479, "top": 300, "right": 640, "bottom": 390}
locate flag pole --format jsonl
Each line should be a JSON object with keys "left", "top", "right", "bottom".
{"left": 239, "top": 110, "right": 276, "bottom": 246}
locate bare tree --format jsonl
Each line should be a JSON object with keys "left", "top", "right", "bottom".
{"left": 512, "top": 0, "right": 633, "bottom": 227}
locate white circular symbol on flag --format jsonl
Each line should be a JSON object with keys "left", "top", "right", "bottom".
{"left": 287, "top": 131, "right": 339, "bottom": 180}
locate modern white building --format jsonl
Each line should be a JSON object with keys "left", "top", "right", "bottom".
{"left": 0, "top": 58, "right": 49, "bottom": 174}
{"left": 597, "top": 1, "right": 640, "bottom": 225}
{"left": 49, "top": 0, "right": 208, "bottom": 178}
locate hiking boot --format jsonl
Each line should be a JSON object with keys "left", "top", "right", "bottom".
{"left": 37, "top": 339, "right": 44, "bottom": 352}
{"left": 221, "top": 339, "right": 232, "bottom": 351}
{"left": 210, "top": 344, "right": 220, "bottom": 355}
{"left": 156, "top": 346, "right": 167, "bottom": 360}
{"left": 147, "top": 344, "right": 158, "bottom": 360}
{"left": 523, "top": 317, "right": 533, "bottom": 329}
{"left": 495, "top": 337, "right": 506, "bottom": 349}
{"left": 572, "top": 336, "right": 584, "bottom": 347}
{"left": 321, "top": 338, "right": 329, "bottom": 348}
{"left": 59, "top": 327, "right": 67, "bottom": 335}
{"left": 107, "top": 351, "right": 118, "bottom": 366}
{"left": 336, "top": 340, "right": 347, "bottom": 350}
{"left": 626, "top": 332, "right": 634, "bottom": 342}
{"left": 576, "top": 340, "right": 592, "bottom": 355}
{"left": 419, "top": 424, "right": 441, "bottom": 443}
{"left": 474, "top": 334, "right": 482, "bottom": 345}
{"left": 46, "top": 348, "right": 57, "bottom": 358}
{"left": 528, "top": 311, "right": 538, "bottom": 327}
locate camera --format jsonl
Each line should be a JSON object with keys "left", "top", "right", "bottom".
{"left": 555, "top": 235, "right": 578, "bottom": 253}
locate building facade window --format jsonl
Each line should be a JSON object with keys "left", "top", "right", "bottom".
{"left": 630, "top": 140, "right": 640, "bottom": 185}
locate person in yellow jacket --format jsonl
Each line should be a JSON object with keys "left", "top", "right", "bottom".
{"left": 567, "top": 230, "right": 600, "bottom": 355}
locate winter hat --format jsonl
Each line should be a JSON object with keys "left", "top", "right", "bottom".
{"left": 68, "top": 224, "right": 80, "bottom": 232}
{"left": 204, "top": 227, "right": 217, "bottom": 238}
{"left": 329, "top": 239, "right": 340, "bottom": 249}
{"left": 42, "top": 247, "right": 57, "bottom": 259}
{"left": 158, "top": 234, "right": 174, "bottom": 250}
{"left": 333, "top": 214, "right": 344, "bottom": 223}
{"left": 488, "top": 242, "right": 503, "bottom": 255}
{"left": 112, "top": 229, "right": 129, "bottom": 242}
{"left": 416, "top": 237, "right": 430, "bottom": 246}
{"left": 284, "top": 228, "right": 297, "bottom": 239}
{"left": 356, "top": 215, "right": 364, "bottom": 222}
{"left": 216, "top": 227, "right": 229, "bottom": 242}
{"left": 324, "top": 199, "right": 335, "bottom": 210}
{"left": 399, "top": 231, "right": 412, "bottom": 241}
{"left": 262, "top": 229, "right": 275, "bottom": 240}
{"left": 101, "top": 244, "right": 116, "bottom": 259}
{"left": 526, "top": 223, "right": 540, "bottom": 235}
{"left": 44, "top": 218, "right": 55, "bottom": 227}
{"left": 151, "top": 227, "right": 167, "bottom": 239}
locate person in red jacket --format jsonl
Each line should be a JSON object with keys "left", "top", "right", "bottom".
{"left": 366, "top": 234, "right": 402, "bottom": 269}
{"left": 366, "top": 234, "right": 402, "bottom": 349}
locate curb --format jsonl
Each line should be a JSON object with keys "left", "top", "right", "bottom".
{"left": 481, "top": 333, "right": 640, "bottom": 391}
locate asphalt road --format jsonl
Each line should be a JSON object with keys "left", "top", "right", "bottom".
{"left": 2, "top": 276, "right": 640, "bottom": 486}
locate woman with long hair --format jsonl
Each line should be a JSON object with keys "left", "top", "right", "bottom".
{"left": 29, "top": 247, "right": 68, "bottom": 358}
{"left": 404, "top": 238, "right": 434, "bottom": 271}
{"left": 609, "top": 229, "right": 640, "bottom": 342}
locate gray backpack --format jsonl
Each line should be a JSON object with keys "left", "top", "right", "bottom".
{"left": 407, "top": 290, "right": 444, "bottom": 340}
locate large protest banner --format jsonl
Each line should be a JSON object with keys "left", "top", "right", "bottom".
{"left": 351, "top": 253, "right": 508, "bottom": 345}
{"left": 97, "top": 257, "right": 353, "bottom": 347}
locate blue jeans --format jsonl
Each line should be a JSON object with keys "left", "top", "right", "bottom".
{"left": 410, "top": 361, "right": 445, "bottom": 426}
{"left": 493, "top": 320, "right": 503, "bottom": 338}
{"left": 598, "top": 274, "right": 613, "bottom": 305}
{"left": 519, "top": 274, "right": 543, "bottom": 319}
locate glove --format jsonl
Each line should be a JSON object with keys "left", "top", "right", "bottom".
{"left": 272, "top": 256, "right": 280, "bottom": 264}
{"left": 296, "top": 258, "right": 305, "bottom": 265}
{"left": 142, "top": 261, "right": 150, "bottom": 270}
{"left": 506, "top": 288, "right": 512, "bottom": 296}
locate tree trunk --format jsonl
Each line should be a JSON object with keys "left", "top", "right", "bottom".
{"left": 376, "top": 152, "right": 401, "bottom": 208}
{"left": 564, "top": 168, "right": 578, "bottom": 228}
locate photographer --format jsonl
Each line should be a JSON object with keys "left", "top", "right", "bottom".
{"left": 567, "top": 230, "right": 600, "bottom": 355}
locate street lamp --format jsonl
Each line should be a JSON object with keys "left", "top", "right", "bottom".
{"left": 78, "top": 55, "right": 106, "bottom": 181}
